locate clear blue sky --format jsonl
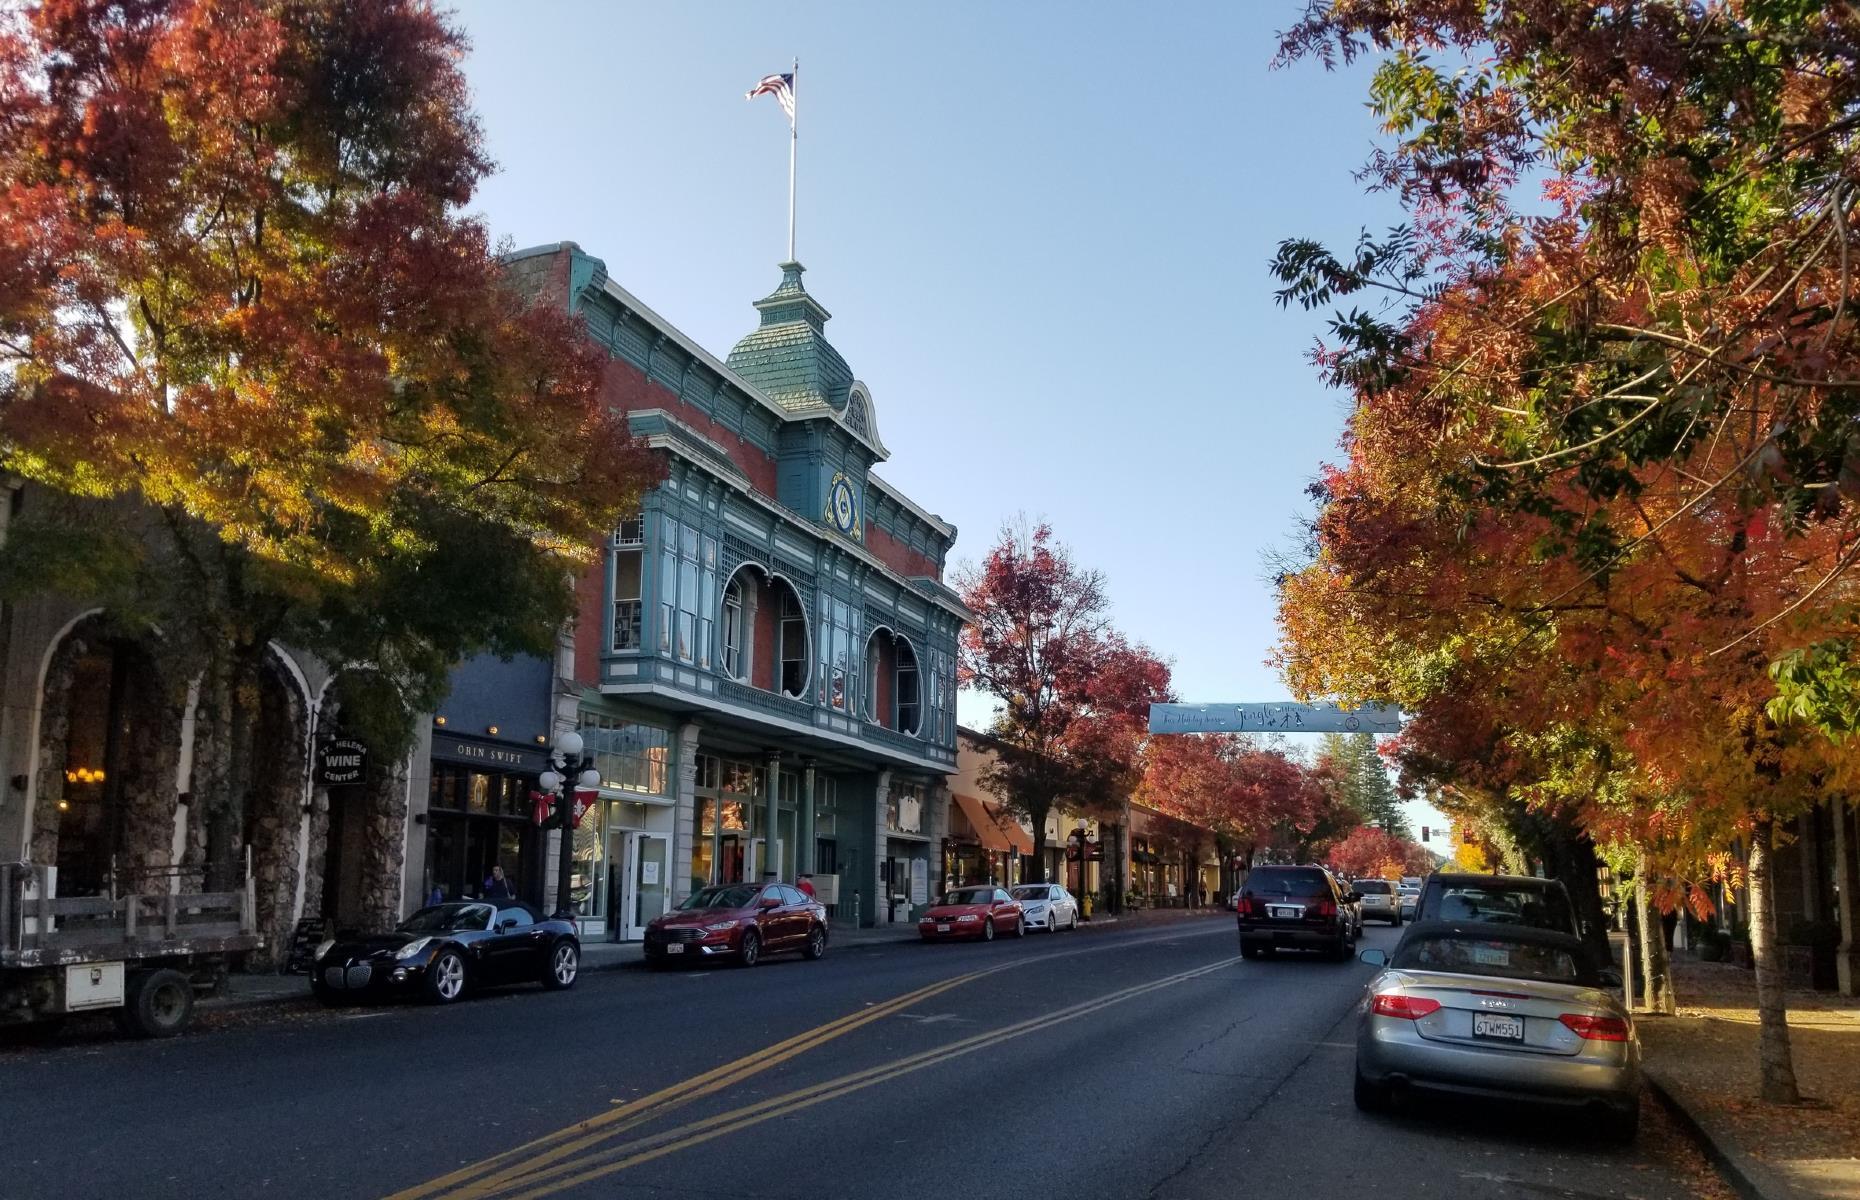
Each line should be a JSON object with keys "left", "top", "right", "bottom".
{"left": 448, "top": 1, "right": 1441, "bottom": 840}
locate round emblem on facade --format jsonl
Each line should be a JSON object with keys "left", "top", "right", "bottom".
{"left": 827, "top": 474, "right": 857, "bottom": 534}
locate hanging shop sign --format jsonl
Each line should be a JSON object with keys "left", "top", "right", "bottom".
{"left": 316, "top": 738, "right": 368, "bottom": 788}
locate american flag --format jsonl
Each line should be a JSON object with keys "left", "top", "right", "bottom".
{"left": 746, "top": 72, "right": 795, "bottom": 124}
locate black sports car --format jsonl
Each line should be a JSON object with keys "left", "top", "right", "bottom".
{"left": 311, "top": 900, "right": 580, "bottom": 1005}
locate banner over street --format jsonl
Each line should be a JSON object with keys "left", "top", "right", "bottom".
{"left": 1148, "top": 702, "right": 1403, "bottom": 735}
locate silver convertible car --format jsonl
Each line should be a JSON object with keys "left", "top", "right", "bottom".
{"left": 1354, "top": 921, "right": 1640, "bottom": 1140}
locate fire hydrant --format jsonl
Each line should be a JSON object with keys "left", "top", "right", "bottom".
{"left": 1081, "top": 891, "right": 1093, "bottom": 921}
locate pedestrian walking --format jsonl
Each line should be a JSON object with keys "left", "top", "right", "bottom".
{"left": 482, "top": 864, "right": 515, "bottom": 899}
{"left": 797, "top": 874, "right": 817, "bottom": 899}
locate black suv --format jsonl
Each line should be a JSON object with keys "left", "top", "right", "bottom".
{"left": 1413, "top": 873, "right": 1580, "bottom": 937}
{"left": 1235, "top": 865, "right": 1358, "bottom": 961}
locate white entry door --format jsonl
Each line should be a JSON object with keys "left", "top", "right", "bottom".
{"left": 621, "top": 833, "right": 669, "bottom": 941}
{"left": 748, "top": 837, "right": 784, "bottom": 882}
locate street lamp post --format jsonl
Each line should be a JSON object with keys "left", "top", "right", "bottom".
{"left": 539, "top": 729, "right": 601, "bottom": 920}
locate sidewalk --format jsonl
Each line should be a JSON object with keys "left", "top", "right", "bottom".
{"left": 211, "top": 906, "right": 1229, "bottom": 1010}
{"left": 1638, "top": 958, "right": 1860, "bottom": 1200}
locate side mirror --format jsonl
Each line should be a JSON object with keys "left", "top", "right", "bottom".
{"left": 1359, "top": 948, "right": 1389, "bottom": 967}
{"left": 1348, "top": 892, "right": 1363, "bottom": 903}
{"left": 498, "top": 916, "right": 519, "bottom": 931}
{"left": 1598, "top": 967, "right": 1624, "bottom": 989}
{"left": 759, "top": 897, "right": 781, "bottom": 910}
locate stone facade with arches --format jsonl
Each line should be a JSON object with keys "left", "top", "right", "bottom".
{"left": 0, "top": 487, "right": 417, "bottom": 968}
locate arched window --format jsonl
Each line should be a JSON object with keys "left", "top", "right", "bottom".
{"left": 778, "top": 586, "right": 809, "bottom": 699}
{"left": 721, "top": 575, "right": 746, "bottom": 679}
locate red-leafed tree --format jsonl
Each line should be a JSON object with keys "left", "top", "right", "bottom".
{"left": 0, "top": 0, "right": 661, "bottom": 882}
{"left": 958, "top": 522, "right": 1173, "bottom": 881}
{"left": 1141, "top": 733, "right": 1341, "bottom": 884}
{"left": 1328, "top": 825, "right": 1428, "bottom": 880}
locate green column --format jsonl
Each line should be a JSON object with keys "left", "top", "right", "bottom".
{"left": 763, "top": 750, "right": 782, "bottom": 880}
{"left": 799, "top": 761, "right": 817, "bottom": 875}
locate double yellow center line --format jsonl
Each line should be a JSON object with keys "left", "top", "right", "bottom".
{"left": 401, "top": 954, "right": 1239, "bottom": 1200}
{"left": 386, "top": 970, "right": 983, "bottom": 1200}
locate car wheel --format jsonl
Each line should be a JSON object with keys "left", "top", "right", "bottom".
{"left": 424, "top": 950, "right": 467, "bottom": 1004}
{"left": 310, "top": 978, "right": 347, "bottom": 1007}
{"left": 1069, "top": 911, "right": 1079, "bottom": 931}
{"left": 1241, "top": 941, "right": 1261, "bottom": 960}
{"left": 803, "top": 924, "right": 827, "bottom": 961}
{"left": 1332, "top": 936, "right": 1352, "bottom": 962}
{"left": 738, "top": 929, "right": 761, "bottom": 968}
{"left": 1599, "top": 1101, "right": 1641, "bottom": 1143}
{"left": 119, "top": 968, "right": 193, "bottom": 1038}
{"left": 544, "top": 940, "right": 579, "bottom": 990}
{"left": 1354, "top": 1067, "right": 1392, "bottom": 1113}
{"left": 982, "top": 917, "right": 995, "bottom": 942}
{"left": 1014, "top": 916, "right": 1026, "bottom": 938}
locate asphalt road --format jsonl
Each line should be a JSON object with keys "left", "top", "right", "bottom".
{"left": 0, "top": 918, "right": 1724, "bottom": 1200}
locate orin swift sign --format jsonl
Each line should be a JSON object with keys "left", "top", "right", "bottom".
{"left": 316, "top": 738, "right": 368, "bottom": 787}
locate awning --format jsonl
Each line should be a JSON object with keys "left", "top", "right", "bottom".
{"left": 954, "top": 793, "right": 1035, "bottom": 855}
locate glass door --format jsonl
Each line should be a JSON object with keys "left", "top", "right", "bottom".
{"left": 622, "top": 833, "right": 669, "bottom": 941}
{"left": 749, "top": 837, "right": 784, "bottom": 882}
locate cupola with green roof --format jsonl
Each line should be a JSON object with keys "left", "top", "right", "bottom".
{"left": 726, "top": 261, "right": 855, "bottom": 417}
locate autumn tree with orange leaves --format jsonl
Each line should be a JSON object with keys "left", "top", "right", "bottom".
{"left": 1271, "top": 0, "right": 1860, "bottom": 1102}
{"left": 0, "top": 0, "right": 660, "bottom": 884}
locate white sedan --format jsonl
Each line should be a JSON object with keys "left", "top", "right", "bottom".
{"left": 1010, "top": 883, "right": 1080, "bottom": 932}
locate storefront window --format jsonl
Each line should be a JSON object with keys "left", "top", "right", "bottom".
{"left": 426, "top": 764, "right": 538, "bottom": 906}
{"left": 886, "top": 783, "right": 925, "bottom": 835}
{"left": 572, "top": 812, "right": 604, "bottom": 921}
{"left": 579, "top": 714, "right": 672, "bottom": 796}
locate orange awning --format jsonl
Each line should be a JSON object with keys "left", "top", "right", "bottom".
{"left": 955, "top": 793, "right": 1034, "bottom": 855}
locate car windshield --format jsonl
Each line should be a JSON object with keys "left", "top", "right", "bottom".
{"left": 679, "top": 885, "right": 761, "bottom": 910}
{"left": 1392, "top": 934, "right": 1588, "bottom": 984}
{"left": 1431, "top": 885, "right": 1575, "bottom": 933}
{"left": 399, "top": 903, "right": 494, "bottom": 933}
{"left": 1355, "top": 880, "right": 1393, "bottom": 894}
{"left": 1010, "top": 887, "right": 1050, "bottom": 901}
{"left": 942, "top": 889, "right": 994, "bottom": 906}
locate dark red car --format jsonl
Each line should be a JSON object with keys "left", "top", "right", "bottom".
{"left": 644, "top": 881, "right": 827, "bottom": 967}
{"left": 919, "top": 885, "right": 1024, "bottom": 942}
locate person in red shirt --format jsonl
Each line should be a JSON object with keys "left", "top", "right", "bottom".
{"left": 796, "top": 874, "right": 817, "bottom": 899}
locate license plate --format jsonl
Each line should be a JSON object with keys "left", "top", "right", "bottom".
{"left": 1267, "top": 905, "right": 1303, "bottom": 920}
{"left": 1474, "top": 1012, "right": 1524, "bottom": 1041}
{"left": 1472, "top": 945, "right": 1510, "bottom": 967}
{"left": 665, "top": 944, "right": 684, "bottom": 955}
{"left": 936, "top": 924, "right": 951, "bottom": 933}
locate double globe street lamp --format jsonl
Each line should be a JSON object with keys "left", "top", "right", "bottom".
{"left": 538, "top": 730, "right": 600, "bottom": 919}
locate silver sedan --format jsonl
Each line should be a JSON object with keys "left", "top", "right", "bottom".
{"left": 1009, "top": 883, "right": 1079, "bottom": 932}
{"left": 1354, "top": 921, "right": 1641, "bottom": 1140}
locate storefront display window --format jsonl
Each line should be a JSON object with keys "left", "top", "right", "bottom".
{"left": 578, "top": 713, "right": 672, "bottom": 797}
{"left": 425, "top": 764, "right": 537, "bottom": 906}
{"left": 886, "top": 782, "right": 925, "bottom": 835}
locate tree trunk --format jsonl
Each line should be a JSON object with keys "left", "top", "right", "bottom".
{"left": 1028, "top": 808, "right": 1049, "bottom": 884}
{"left": 1540, "top": 819, "right": 1612, "bottom": 965}
{"left": 1635, "top": 852, "right": 1676, "bottom": 1015}
{"left": 195, "top": 641, "right": 262, "bottom": 891}
{"left": 1748, "top": 816, "right": 1801, "bottom": 1103}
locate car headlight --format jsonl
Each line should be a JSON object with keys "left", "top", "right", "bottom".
{"left": 703, "top": 920, "right": 738, "bottom": 932}
{"left": 395, "top": 937, "right": 434, "bottom": 960}
{"left": 956, "top": 914, "right": 980, "bottom": 923}
{"left": 1023, "top": 904, "right": 1046, "bottom": 914}
{"left": 314, "top": 938, "right": 336, "bottom": 960}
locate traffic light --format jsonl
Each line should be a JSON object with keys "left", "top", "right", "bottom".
{"left": 1422, "top": 826, "right": 1431, "bottom": 841}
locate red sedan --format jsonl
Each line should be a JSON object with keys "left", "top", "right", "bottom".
{"left": 644, "top": 882, "right": 827, "bottom": 967}
{"left": 919, "top": 885, "right": 1024, "bottom": 942}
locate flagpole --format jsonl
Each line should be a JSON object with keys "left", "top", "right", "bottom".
{"left": 787, "top": 58, "right": 798, "bottom": 262}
